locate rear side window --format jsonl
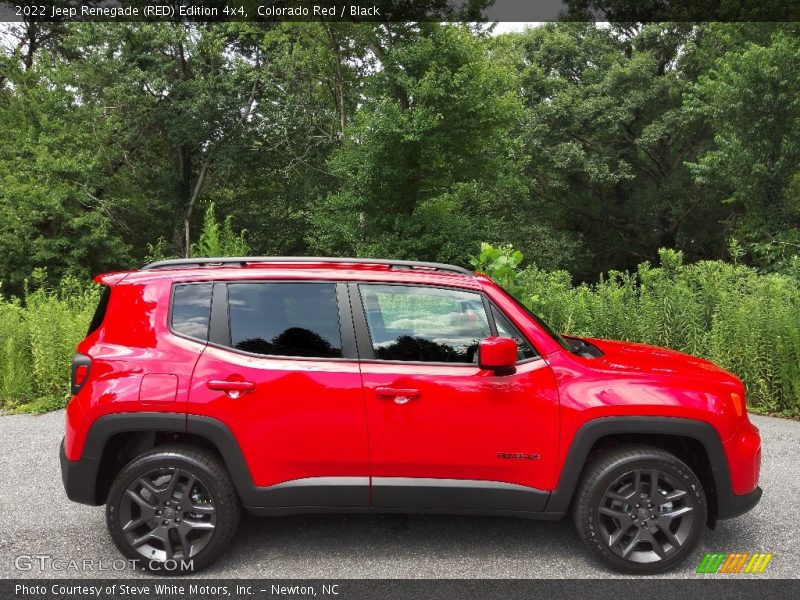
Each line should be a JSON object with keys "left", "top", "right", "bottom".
{"left": 227, "top": 282, "right": 342, "bottom": 358}
{"left": 86, "top": 286, "right": 111, "bottom": 336}
{"left": 171, "top": 283, "right": 213, "bottom": 341}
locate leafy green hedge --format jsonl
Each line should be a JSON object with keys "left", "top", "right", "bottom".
{"left": 474, "top": 244, "right": 800, "bottom": 418}
{"left": 0, "top": 270, "right": 100, "bottom": 413}
{"left": 2, "top": 247, "right": 798, "bottom": 417}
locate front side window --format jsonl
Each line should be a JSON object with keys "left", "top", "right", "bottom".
{"left": 359, "top": 284, "right": 491, "bottom": 363}
{"left": 491, "top": 305, "right": 538, "bottom": 360}
{"left": 227, "top": 282, "right": 342, "bottom": 358}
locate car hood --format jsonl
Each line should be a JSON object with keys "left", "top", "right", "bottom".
{"left": 581, "top": 338, "right": 741, "bottom": 385}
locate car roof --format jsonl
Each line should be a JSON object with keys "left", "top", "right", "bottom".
{"left": 100, "top": 257, "right": 487, "bottom": 291}
{"left": 141, "top": 256, "right": 473, "bottom": 275}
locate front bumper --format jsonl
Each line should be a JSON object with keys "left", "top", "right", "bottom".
{"left": 717, "top": 485, "right": 763, "bottom": 520}
{"left": 60, "top": 437, "right": 102, "bottom": 505}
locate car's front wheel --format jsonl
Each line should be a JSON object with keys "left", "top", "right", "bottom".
{"left": 106, "top": 444, "right": 240, "bottom": 574}
{"left": 573, "top": 445, "right": 706, "bottom": 574}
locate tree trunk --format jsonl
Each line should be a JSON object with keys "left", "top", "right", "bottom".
{"left": 326, "top": 25, "right": 347, "bottom": 141}
{"left": 184, "top": 160, "right": 209, "bottom": 258}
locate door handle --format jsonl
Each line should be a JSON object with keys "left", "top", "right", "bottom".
{"left": 207, "top": 379, "right": 255, "bottom": 399}
{"left": 375, "top": 387, "right": 421, "bottom": 405}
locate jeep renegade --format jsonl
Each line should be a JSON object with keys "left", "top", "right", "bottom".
{"left": 60, "top": 257, "right": 762, "bottom": 574}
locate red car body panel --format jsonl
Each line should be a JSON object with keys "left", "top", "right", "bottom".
{"left": 189, "top": 346, "right": 369, "bottom": 488}
{"left": 361, "top": 357, "right": 560, "bottom": 491}
{"left": 64, "top": 261, "right": 761, "bottom": 502}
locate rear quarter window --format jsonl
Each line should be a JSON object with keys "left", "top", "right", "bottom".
{"left": 86, "top": 286, "right": 111, "bottom": 336}
{"left": 171, "top": 283, "right": 213, "bottom": 341}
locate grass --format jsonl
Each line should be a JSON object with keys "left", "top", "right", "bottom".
{"left": 498, "top": 248, "right": 800, "bottom": 418}
{"left": 0, "top": 270, "right": 100, "bottom": 413}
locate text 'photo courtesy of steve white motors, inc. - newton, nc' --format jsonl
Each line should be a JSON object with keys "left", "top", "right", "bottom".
{"left": 10, "top": 3, "right": 383, "bottom": 19}
{"left": 14, "top": 583, "right": 337, "bottom": 597}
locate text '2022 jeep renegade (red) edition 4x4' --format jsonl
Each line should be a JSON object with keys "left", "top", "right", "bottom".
{"left": 60, "top": 257, "right": 762, "bottom": 574}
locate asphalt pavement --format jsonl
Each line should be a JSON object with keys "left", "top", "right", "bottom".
{"left": 0, "top": 410, "right": 797, "bottom": 579}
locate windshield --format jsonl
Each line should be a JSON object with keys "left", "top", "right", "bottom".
{"left": 495, "top": 285, "right": 574, "bottom": 352}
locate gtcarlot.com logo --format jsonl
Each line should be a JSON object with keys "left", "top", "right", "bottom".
{"left": 14, "top": 554, "right": 193, "bottom": 572}
{"left": 696, "top": 552, "right": 774, "bottom": 574}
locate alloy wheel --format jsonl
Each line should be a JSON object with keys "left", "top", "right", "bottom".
{"left": 597, "top": 468, "right": 695, "bottom": 563}
{"left": 118, "top": 467, "right": 216, "bottom": 562}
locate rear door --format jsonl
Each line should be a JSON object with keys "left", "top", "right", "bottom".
{"left": 351, "top": 283, "right": 560, "bottom": 513}
{"left": 187, "top": 280, "right": 370, "bottom": 509}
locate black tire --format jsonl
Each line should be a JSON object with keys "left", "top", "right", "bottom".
{"left": 573, "top": 445, "right": 706, "bottom": 575}
{"left": 106, "top": 443, "right": 240, "bottom": 574}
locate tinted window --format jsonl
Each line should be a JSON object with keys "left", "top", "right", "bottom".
{"left": 171, "top": 283, "right": 212, "bottom": 341}
{"left": 87, "top": 286, "right": 111, "bottom": 336}
{"left": 360, "top": 284, "right": 491, "bottom": 363}
{"left": 228, "top": 283, "right": 342, "bottom": 358}
{"left": 491, "top": 305, "right": 538, "bottom": 360}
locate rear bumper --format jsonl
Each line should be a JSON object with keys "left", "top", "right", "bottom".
{"left": 60, "top": 437, "right": 102, "bottom": 505}
{"left": 717, "top": 485, "right": 762, "bottom": 520}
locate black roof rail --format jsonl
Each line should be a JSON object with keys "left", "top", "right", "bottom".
{"left": 140, "top": 256, "right": 474, "bottom": 276}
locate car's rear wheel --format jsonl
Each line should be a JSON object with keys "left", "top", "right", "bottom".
{"left": 106, "top": 444, "right": 240, "bottom": 574}
{"left": 573, "top": 445, "right": 706, "bottom": 574}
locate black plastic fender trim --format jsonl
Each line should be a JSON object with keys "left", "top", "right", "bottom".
{"left": 60, "top": 412, "right": 187, "bottom": 505}
{"left": 543, "top": 416, "right": 760, "bottom": 521}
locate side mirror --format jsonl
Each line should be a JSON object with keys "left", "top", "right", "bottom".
{"left": 479, "top": 337, "right": 517, "bottom": 372}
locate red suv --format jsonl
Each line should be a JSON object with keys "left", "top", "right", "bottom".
{"left": 60, "top": 257, "right": 762, "bottom": 574}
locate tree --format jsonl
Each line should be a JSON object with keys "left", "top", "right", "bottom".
{"left": 306, "top": 23, "right": 556, "bottom": 266}
{"left": 507, "top": 23, "right": 730, "bottom": 280}
{"left": 0, "top": 28, "right": 131, "bottom": 294}
{"left": 688, "top": 27, "right": 800, "bottom": 271}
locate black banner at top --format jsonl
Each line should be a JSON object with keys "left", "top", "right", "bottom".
{"left": 2, "top": 0, "right": 800, "bottom": 22}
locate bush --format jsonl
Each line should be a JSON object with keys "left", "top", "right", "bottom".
{"left": 2, "top": 246, "right": 798, "bottom": 417}
{"left": 475, "top": 245, "right": 800, "bottom": 418}
{"left": 0, "top": 270, "right": 100, "bottom": 413}
{"left": 0, "top": 202, "right": 249, "bottom": 414}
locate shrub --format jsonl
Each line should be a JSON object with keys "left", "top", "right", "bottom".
{"left": 474, "top": 244, "right": 800, "bottom": 418}
{"left": 0, "top": 270, "right": 100, "bottom": 413}
{"left": 191, "top": 202, "right": 249, "bottom": 258}
{"left": 1, "top": 246, "right": 798, "bottom": 417}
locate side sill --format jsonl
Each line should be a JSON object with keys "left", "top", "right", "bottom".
{"left": 372, "top": 477, "right": 550, "bottom": 512}
{"left": 244, "top": 505, "right": 566, "bottom": 520}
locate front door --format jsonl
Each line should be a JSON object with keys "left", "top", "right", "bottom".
{"left": 189, "top": 281, "right": 369, "bottom": 508}
{"left": 351, "top": 283, "right": 560, "bottom": 513}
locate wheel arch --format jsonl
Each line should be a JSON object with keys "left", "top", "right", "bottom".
{"left": 545, "top": 417, "right": 729, "bottom": 526}
{"left": 63, "top": 412, "right": 255, "bottom": 506}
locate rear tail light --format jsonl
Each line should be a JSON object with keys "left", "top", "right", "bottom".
{"left": 71, "top": 354, "right": 92, "bottom": 395}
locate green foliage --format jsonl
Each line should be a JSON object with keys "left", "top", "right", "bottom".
{"left": 478, "top": 244, "right": 800, "bottom": 417}
{"left": 1, "top": 22, "right": 797, "bottom": 284}
{"left": 306, "top": 24, "right": 539, "bottom": 265}
{"left": 143, "top": 237, "right": 177, "bottom": 265}
{"left": 469, "top": 243, "right": 525, "bottom": 295}
{"left": 191, "top": 203, "right": 250, "bottom": 258}
{"left": 0, "top": 21, "right": 798, "bottom": 413}
{"left": 687, "top": 27, "right": 800, "bottom": 271}
{"left": 0, "top": 271, "right": 100, "bottom": 413}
